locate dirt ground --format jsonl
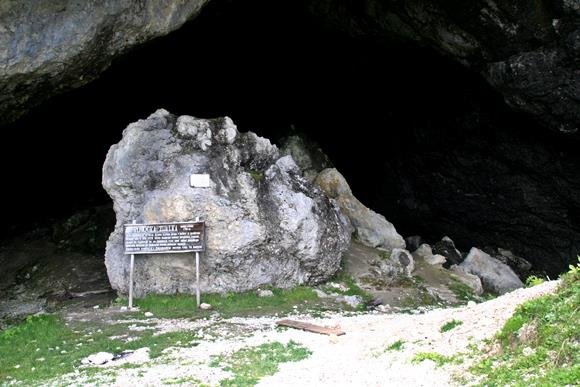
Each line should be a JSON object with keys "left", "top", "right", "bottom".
{"left": 52, "top": 281, "right": 559, "bottom": 386}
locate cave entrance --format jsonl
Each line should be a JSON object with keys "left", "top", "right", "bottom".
{"left": 1, "top": 0, "right": 579, "bottom": 277}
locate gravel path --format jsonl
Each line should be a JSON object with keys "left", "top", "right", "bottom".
{"left": 57, "top": 280, "right": 560, "bottom": 386}
{"left": 259, "top": 280, "right": 559, "bottom": 386}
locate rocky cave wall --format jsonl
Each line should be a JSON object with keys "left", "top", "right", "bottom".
{"left": 0, "top": 0, "right": 579, "bottom": 276}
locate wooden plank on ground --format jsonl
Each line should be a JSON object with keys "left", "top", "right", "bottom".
{"left": 276, "top": 319, "right": 345, "bottom": 336}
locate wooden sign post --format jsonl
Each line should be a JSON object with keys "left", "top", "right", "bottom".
{"left": 123, "top": 220, "right": 206, "bottom": 309}
{"left": 195, "top": 216, "right": 201, "bottom": 308}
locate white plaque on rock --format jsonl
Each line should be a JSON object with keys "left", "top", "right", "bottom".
{"left": 190, "top": 174, "right": 210, "bottom": 188}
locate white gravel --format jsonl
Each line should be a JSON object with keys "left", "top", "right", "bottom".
{"left": 53, "top": 280, "right": 560, "bottom": 386}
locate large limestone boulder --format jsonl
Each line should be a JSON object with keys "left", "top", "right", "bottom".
{"left": 314, "top": 168, "right": 405, "bottom": 251}
{"left": 459, "top": 247, "right": 523, "bottom": 295}
{"left": 102, "top": 109, "right": 351, "bottom": 296}
{"left": 0, "top": 0, "right": 208, "bottom": 125}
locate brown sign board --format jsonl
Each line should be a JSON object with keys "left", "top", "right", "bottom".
{"left": 124, "top": 222, "right": 205, "bottom": 255}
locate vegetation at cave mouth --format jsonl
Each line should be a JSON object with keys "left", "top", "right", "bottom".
{"left": 470, "top": 259, "right": 580, "bottom": 386}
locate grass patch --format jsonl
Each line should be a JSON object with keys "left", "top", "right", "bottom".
{"left": 385, "top": 340, "right": 405, "bottom": 351}
{"left": 132, "top": 286, "right": 319, "bottom": 319}
{"left": 248, "top": 170, "right": 264, "bottom": 182}
{"left": 412, "top": 352, "right": 462, "bottom": 367}
{"left": 211, "top": 341, "right": 311, "bottom": 386}
{"left": 440, "top": 319, "right": 463, "bottom": 333}
{"left": 400, "top": 289, "right": 442, "bottom": 310}
{"left": 378, "top": 250, "right": 391, "bottom": 261}
{"left": 448, "top": 278, "right": 477, "bottom": 302}
{"left": 0, "top": 314, "right": 201, "bottom": 384}
{"left": 326, "top": 271, "right": 374, "bottom": 309}
{"left": 162, "top": 376, "right": 205, "bottom": 385}
{"left": 525, "top": 275, "right": 546, "bottom": 287}
{"left": 470, "top": 260, "right": 580, "bottom": 386}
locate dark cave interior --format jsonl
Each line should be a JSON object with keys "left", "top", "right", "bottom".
{"left": 1, "top": 0, "right": 579, "bottom": 276}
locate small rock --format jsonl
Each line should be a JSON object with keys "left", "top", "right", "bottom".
{"left": 367, "top": 297, "right": 383, "bottom": 308}
{"left": 125, "top": 347, "right": 150, "bottom": 363}
{"left": 93, "top": 305, "right": 100, "bottom": 309}
{"left": 377, "top": 305, "right": 390, "bottom": 312}
{"left": 405, "top": 235, "right": 424, "bottom": 253}
{"left": 328, "top": 282, "right": 348, "bottom": 292}
{"left": 389, "top": 248, "right": 415, "bottom": 276}
{"left": 426, "top": 254, "right": 447, "bottom": 266}
{"left": 459, "top": 247, "right": 523, "bottom": 294}
{"left": 120, "top": 306, "right": 127, "bottom": 311}
{"left": 313, "top": 289, "right": 329, "bottom": 298}
{"left": 82, "top": 352, "right": 114, "bottom": 365}
{"left": 144, "top": 312, "right": 153, "bottom": 317}
{"left": 433, "top": 236, "right": 463, "bottom": 268}
{"left": 257, "top": 289, "right": 274, "bottom": 297}
{"left": 522, "top": 347, "right": 534, "bottom": 356}
{"left": 337, "top": 295, "right": 362, "bottom": 308}
{"left": 199, "top": 303, "right": 212, "bottom": 310}
{"left": 412, "top": 244, "right": 447, "bottom": 266}
{"left": 467, "top": 300, "right": 477, "bottom": 307}
{"left": 412, "top": 243, "right": 433, "bottom": 260}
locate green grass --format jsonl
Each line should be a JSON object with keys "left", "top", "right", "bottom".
{"left": 326, "top": 271, "right": 374, "bottom": 310}
{"left": 0, "top": 314, "right": 201, "bottom": 385}
{"left": 400, "top": 289, "right": 441, "bottom": 309}
{"left": 378, "top": 250, "right": 391, "bottom": 261}
{"left": 385, "top": 340, "right": 405, "bottom": 351}
{"left": 525, "top": 275, "right": 546, "bottom": 287}
{"left": 412, "top": 352, "right": 462, "bottom": 367}
{"left": 248, "top": 170, "right": 264, "bottom": 182}
{"left": 210, "top": 341, "right": 311, "bottom": 386}
{"left": 0, "top": 286, "right": 323, "bottom": 384}
{"left": 440, "top": 319, "right": 463, "bottom": 333}
{"left": 132, "top": 286, "right": 319, "bottom": 319}
{"left": 448, "top": 278, "right": 476, "bottom": 302}
{"left": 470, "top": 260, "right": 580, "bottom": 386}
{"left": 162, "top": 376, "right": 206, "bottom": 385}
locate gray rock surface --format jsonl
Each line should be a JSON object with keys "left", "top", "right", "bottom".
{"left": 433, "top": 237, "right": 463, "bottom": 268}
{"left": 315, "top": 168, "right": 405, "bottom": 251}
{"left": 102, "top": 109, "right": 351, "bottom": 296}
{"left": 459, "top": 247, "right": 523, "bottom": 294}
{"left": 337, "top": 294, "right": 363, "bottom": 308}
{"left": 389, "top": 248, "right": 414, "bottom": 277}
{"left": 257, "top": 289, "right": 274, "bottom": 298}
{"left": 308, "top": 0, "right": 580, "bottom": 133}
{"left": 82, "top": 352, "right": 114, "bottom": 366}
{"left": 280, "top": 135, "right": 333, "bottom": 183}
{"left": 405, "top": 236, "right": 424, "bottom": 253}
{"left": 450, "top": 265, "right": 484, "bottom": 296}
{"left": 486, "top": 247, "right": 533, "bottom": 278}
{"left": 412, "top": 243, "right": 447, "bottom": 266}
{"left": 0, "top": 0, "right": 209, "bottom": 124}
